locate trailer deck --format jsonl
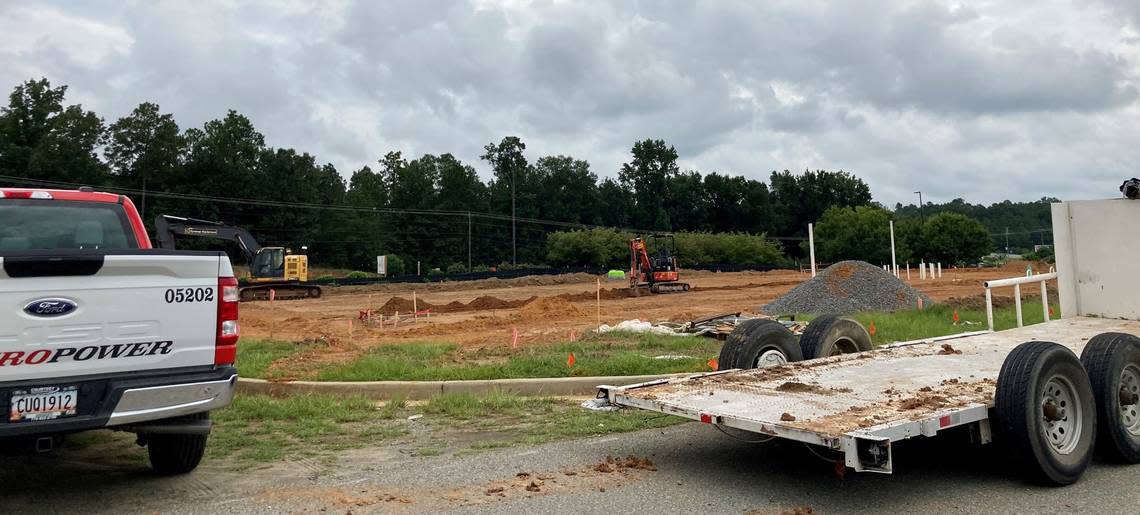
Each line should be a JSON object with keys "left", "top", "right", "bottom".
{"left": 600, "top": 317, "right": 1140, "bottom": 473}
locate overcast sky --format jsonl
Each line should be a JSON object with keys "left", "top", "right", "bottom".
{"left": 2, "top": 0, "right": 1138, "bottom": 206}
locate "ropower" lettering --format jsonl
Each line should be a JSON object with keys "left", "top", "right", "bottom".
{"left": 0, "top": 341, "right": 174, "bottom": 367}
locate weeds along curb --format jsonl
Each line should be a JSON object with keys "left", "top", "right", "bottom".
{"left": 236, "top": 373, "right": 688, "bottom": 401}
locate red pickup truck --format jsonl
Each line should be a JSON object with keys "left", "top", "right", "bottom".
{"left": 0, "top": 187, "right": 239, "bottom": 474}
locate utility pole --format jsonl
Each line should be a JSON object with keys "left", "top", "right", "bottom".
{"left": 511, "top": 166, "right": 516, "bottom": 265}
{"left": 1005, "top": 227, "right": 1009, "bottom": 254}
{"left": 913, "top": 191, "right": 924, "bottom": 223}
{"left": 467, "top": 211, "right": 472, "bottom": 272}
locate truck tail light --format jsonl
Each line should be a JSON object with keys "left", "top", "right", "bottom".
{"left": 0, "top": 190, "right": 53, "bottom": 199}
{"left": 216, "top": 276, "right": 240, "bottom": 365}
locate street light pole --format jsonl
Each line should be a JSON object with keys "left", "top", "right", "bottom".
{"left": 914, "top": 191, "right": 925, "bottom": 223}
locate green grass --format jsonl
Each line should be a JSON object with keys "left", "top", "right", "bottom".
{"left": 235, "top": 339, "right": 305, "bottom": 378}
{"left": 298, "top": 332, "right": 721, "bottom": 382}
{"left": 832, "top": 300, "right": 1060, "bottom": 346}
{"left": 206, "top": 393, "right": 399, "bottom": 465}
{"left": 237, "top": 301, "right": 1061, "bottom": 383}
{"left": 200, "top": 392, "right": 683, "bottom": 466}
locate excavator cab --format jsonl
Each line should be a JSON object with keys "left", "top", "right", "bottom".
{"left": 250, "top": 247, "right": 285, "bottom": 279}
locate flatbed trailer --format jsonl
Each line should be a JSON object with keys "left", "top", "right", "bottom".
{"left": 597, "top": 198, "right": 1140, "bottom": 484}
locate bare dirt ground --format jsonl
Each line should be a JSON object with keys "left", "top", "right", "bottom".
{"left": 240, "top": 263, "right": 1042, "bottom": 358}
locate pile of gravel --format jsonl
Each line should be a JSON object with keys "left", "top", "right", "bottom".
{"left": 762, "top": 260, "right": 933, "bottom": 315}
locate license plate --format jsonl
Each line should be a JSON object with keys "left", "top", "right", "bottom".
{"left": 9, "top": 386, "right": 78, "bottom": 422}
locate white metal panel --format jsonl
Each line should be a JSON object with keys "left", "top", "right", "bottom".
{"left": 1051, "top": 201, "right": 1079, "bottom": 318}
{"left": 1052, "top": 199, "right": 1140, "bottom": 320}
{"left": 0, "top": 254, "right": 223, "bottom": 382}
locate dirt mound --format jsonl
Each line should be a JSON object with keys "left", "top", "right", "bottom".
{"left": 469, "top": 295, "right": 531, "bottom": 310}
{"left": 519, "top": 297, "right": 585, "bottom": 319}
{"left": 378, "top": 296, "right": 422, "bottom": 314}
{"left": 762, "top": 260, "right": 932, "bottom": 315}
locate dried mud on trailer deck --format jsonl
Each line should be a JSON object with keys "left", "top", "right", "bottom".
{"left": 618, "top": 317, "right": 1140, "bottom": 438}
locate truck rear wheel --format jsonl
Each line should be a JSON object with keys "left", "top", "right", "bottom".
{"left": 799, "top": 315, "right": 873, "bottom": 359}
{"left": 994, "top": 341, "right": 1096, "bottom": 485}
{"left": 146, "top": 412, "right": 209, "bottom": 475}
{"left": 718, "top": 319, "right": 802, "bottom": 369}
{"left": 1079, "top": 332, "right": 1140, "bottom": 463}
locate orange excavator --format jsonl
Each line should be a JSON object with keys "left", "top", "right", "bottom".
{"left": 630, "top": 234, "right": 690, "bottom": 294}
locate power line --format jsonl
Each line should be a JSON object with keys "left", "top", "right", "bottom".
{"left": 1, "top": 173, "right": 801, "bottom": 239}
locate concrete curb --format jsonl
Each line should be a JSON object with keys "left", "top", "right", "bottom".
{"left": 236, "top": 373, "right": 687, "bottom": 400}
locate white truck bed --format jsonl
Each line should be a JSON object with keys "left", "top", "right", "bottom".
{"left": 601, "top": 317, "right": 1140, "bottom": 473}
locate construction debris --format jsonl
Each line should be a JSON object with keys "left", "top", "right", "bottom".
{"left": 597, "top": 319, "right": 688, "bottom": 336}
{"left": 596, "top": 313, "right": 806, "bottom": 340}
{"left": 762, "top": 260, "right": 933, "bottom": 315}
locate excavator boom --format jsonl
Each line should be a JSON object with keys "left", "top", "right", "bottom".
{"left": 153, "top": 215, "right": 321, "bottom": 302}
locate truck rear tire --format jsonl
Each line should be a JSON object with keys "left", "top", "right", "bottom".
{"left": 718, "top": 319, "right": 802, "bottom": 369}
{"left": 146, "top": 412, "right": 209, "bottom": 475}
{"left": 1079, "top": 332, "right": 1140, "bottom": 463}
{"left": 799, "top": 315, "right": 873, "bottom": 359}
{"left": 994, "top": 341, "right": 1096, "bottom": 485}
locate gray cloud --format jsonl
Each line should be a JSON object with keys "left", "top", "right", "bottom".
{"left": 0, "top": 0, "right": 1137, "bottom": 206}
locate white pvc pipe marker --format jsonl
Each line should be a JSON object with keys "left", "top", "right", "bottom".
{"left": 808, "top": 223, "right": 817, "bottom": 278}
{"left": 889, "top": 220, "right": 898, "bottom": 278}
{"left": 920, "top": 262, "right": 926, "bottom": 280}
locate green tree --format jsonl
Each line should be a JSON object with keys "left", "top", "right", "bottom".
{"left": 344, "top": 165, "right": 389, "bottom": 269}
{"left": 434, "top": 153, "right": 489, "bottom": 267}
{"left": 482, "top": 137, "right": 536, "bottom": 264}
{"left": 812, "top": 205, "right": 907, "bottom": 265}
{"left": 770, "top": 169, "right": 872, "bottom": 238}
{"left": 104, "top": 102, "right": 184, "bottom": 218}
{"left": 597, "top": 177, "right": 636, "bottom": 228}
{"left": 619, "top": 139, "right": 679, "bottom": 230}
{"left": 534, "top": 155, "right": 599, "bottom": 225}
{"left": 916, "top": 212, "right": 993, "bottom": 265}
{"left": 0, "top": 78, "right": 106, "bottom": 184}
{"left": 0, "top": 78, "right": 67, "bottom": 178}
{"left": 665, "top": 171, "right": 707, "bottom": 231}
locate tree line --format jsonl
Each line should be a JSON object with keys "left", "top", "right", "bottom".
{"left": 0, "top": 78, "right": 1052, "bottom": 272}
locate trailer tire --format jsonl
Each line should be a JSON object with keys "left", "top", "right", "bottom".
{"left": 799, "top": 315, "right": 873, "bottom": 359}
{"left": 146, "top": 412, "right": 209, "bottom": 475}
{"left": 1079, "top": 332, "right": 1140, "bottom": 463}
{"left": 718, "top": 319, "right": 802, "bottom": 369}
{"left": 994, "top": 341, "right": 1096, "bottom": 485}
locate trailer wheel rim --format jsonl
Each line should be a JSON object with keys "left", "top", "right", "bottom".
{"left": 830, "top": 337, "right": 859, "bottom": 357}
{"left": 1120, "top": 364, "right": 1140, "bottom": 436}
{"left": 756, "top": 349, "right": 788, "bottom": 368}
{"left": 1041, "top": 375, "right": 1082, "bottom": 455}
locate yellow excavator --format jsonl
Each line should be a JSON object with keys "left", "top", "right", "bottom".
{"left": 154, "top": 215, "right": 321, "bottom": 301}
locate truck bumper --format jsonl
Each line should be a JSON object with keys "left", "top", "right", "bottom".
{"left": 109, "top": 374, "right": 237, "bottom": 426}
{"left": 0, "top": 366, "right": 237, "bottom": 438}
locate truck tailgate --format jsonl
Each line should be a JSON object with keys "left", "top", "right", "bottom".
{"left": 0, "top": 251, "right": 226, "bottom": 382}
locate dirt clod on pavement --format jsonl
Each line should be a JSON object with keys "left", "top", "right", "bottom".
{"left": 780, "top": 412, "right": 797, "bottom": 422}
{"left": 594, "top": 455, "right": 657, "bottom": 473}
{"left": 938, "top": 343, "right": 963, "bottom": 355}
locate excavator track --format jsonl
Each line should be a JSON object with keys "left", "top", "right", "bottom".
{"left": 239, "top": 285, "right": 322, "bottom": 302}
{"left": 648, "top": 282, "right": 691, "bottom": 294}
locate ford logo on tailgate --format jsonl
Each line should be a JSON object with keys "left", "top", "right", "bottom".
{"left": 23, "top": 298, "right": 78, "bottom": 317}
